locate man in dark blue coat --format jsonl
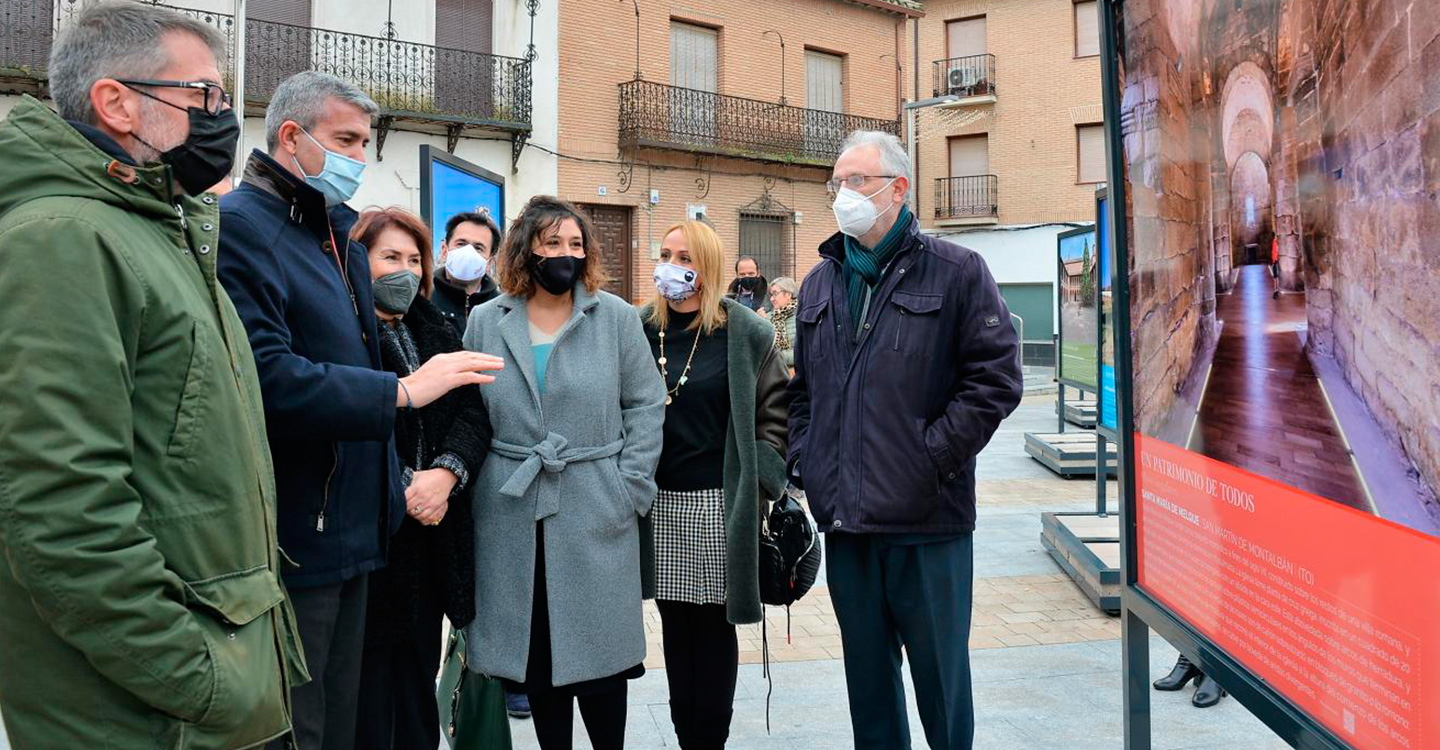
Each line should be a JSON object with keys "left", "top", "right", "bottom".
{"left": 218, "top": 71, "right": 499, "bottom": 750}
{"left": 788, "top": 130, "right": 1023, "bottom": 749}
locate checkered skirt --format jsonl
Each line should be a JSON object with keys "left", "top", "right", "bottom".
{"left": 651, "top": 487, "right": 727, "bottom": 605}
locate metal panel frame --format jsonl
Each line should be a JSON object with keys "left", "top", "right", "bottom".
{"left": 1056, "top": 224, "right": 1099, "bottom": 394}
{"left": 418, "top": 144, "right": 506, "bottom": 241}
{"left": 1102, "top": 2, "right": 1357, "bottom": 747}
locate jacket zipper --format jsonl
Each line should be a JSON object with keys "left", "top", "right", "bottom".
{"left": 317, "top": 443, "right": 339, "bottom": 532}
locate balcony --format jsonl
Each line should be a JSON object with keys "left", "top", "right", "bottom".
{"left": 932, "top": 54, "right": 997, "bottom": 104}
{"left": 1, "top": 0, "right": 530, "bottom": 139}
{"left": 618, "top": 79, "right": 901, "bottom": 167}
{"left": 934, "top": 175, "right": 998, "bottom": 222}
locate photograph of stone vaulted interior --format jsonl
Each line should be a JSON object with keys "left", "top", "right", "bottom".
{"left": 1117, "top": 0, "right": 1440, "bottom": 535}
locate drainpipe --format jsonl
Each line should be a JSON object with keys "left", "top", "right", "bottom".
{"left": 911, "top": 16, "right": 921, "bottom": 218}
{"left": 230, "top": 0, "right": 247, "bottom": 184}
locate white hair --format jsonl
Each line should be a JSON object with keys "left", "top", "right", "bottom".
{"left": 839, "top": 130, "right": 912, "bottom": 200}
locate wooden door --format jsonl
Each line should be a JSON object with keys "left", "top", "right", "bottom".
{"left": 246, "top": 0, "right": 313, "bottom": 103}
{"left": 946, "top": 16, "right": 986, "bottom": 59}
{"left": 670, "top": 22, "right": 718, "bottom": 145}
{"left": 435, "top": 0, "right": 495, "bottom": 119}
{"left": 578, "top": 204, "right": 633, "bottom": 301}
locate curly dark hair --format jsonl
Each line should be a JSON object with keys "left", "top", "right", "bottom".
{"left": 494, "top": 195, "right": 608, "bottom": 297}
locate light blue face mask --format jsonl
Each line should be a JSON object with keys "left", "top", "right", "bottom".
{"left": 293, "top": 127, "right": 365, "bottom": 206}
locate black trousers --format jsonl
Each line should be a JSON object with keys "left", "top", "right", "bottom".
{"left": 528, "top": 685, "right": 628, "bottom": 750}
{"left": 354, "top": 576, "right": 445, "bottom": 750}
{"left": 827, "top": 533, "right": 975, "bottom": 750}
{"left": 268, "top": 575, "right": 369, "bottom": 750}
{"left": 655, "top": 600, "right": 738, "bottom": 750}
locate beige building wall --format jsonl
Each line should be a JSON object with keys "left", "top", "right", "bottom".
{"left": 556, "top": 0, "right": 915, "bottom": 299}
{"left": 912, "top": 0, "right": 1104, "bottom": 228}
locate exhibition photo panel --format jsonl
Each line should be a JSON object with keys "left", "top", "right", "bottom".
{"left": 1112, "top": 0, "right": 1440, "bottom": 748}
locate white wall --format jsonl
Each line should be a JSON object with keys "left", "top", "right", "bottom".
{"left": 928, "top": 222, "right": 1091, "bottom": 334}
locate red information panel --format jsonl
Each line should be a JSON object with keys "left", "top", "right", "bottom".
{"left": 1137, "top": 435, "right": 1440, "bottom": 750}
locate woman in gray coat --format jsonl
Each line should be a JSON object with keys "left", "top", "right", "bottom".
{"left": 464, "top": 196, "right": 666, "bottom": 750}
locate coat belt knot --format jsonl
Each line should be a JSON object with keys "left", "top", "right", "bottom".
{"left": 490, "top": 433, "right": 625, "bottom": 519}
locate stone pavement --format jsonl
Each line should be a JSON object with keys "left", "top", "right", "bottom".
{"left": 0, "top": 394, "right": 1292, "bottom": 749}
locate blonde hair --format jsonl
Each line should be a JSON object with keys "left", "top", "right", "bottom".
{"left": 646, "top": 220, "right": 728, "bottom": 335}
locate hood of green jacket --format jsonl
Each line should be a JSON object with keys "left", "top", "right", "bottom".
{"left": 0, "top": 95, "right": 192, "bottom": 222}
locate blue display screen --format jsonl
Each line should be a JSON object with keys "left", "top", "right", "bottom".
{"left": 1098, "top": 193, "right": 1117, "bottom": 432}
{"left": 428, "top": 159, "right": 503, "bottom": 259}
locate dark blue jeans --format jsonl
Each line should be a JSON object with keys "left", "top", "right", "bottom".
{"left": 827, "top": 532, "right": 975, "bottom": 750}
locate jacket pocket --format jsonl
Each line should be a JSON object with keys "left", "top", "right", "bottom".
{"left": 167, "top": 322, "right": 212, "bottom": 459}
{"left": 601, "top": 459, "right": 636, "bottom": 528}
{"left": 890, "top": 291, "right": 944, "bottom": 356}
{"left": 797, "top": 299, "right": 830, "bottom": 361}
{"left": 183, "top": 567, "right": 290, "bottom": 747}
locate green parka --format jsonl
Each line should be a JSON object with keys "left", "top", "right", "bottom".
{"left": 0, "top": 96, "right": 308, "bottom": 749}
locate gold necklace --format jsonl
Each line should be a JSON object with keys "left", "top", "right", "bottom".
{"left": 657, "top": 324, "right": 702, "bottom": 406}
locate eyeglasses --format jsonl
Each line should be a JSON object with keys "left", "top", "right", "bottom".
{"left": 825, "top": 174, "right": 898, "bottom": 198}
{"left": 116, "top": 79, "right": 232, "bottom": 116}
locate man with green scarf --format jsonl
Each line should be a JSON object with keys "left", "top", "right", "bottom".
{"left": 787, "top": 131, "right": 1023, "bottom": 749}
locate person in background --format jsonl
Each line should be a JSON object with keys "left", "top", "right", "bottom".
{"left": 1153, "top": 652, "right": 1226, "bottom": 708}
{"left": 218, "top": 71, "right": 503, "bottom": 750}
{"left": 0, "top": 3, "right": 304, "bottom": 746}
{"left": 641, "top": 220, "right": 790, "bottom": 749}
{"left": 1270, "top": 235, "right": 1281, "bottom": 300}
{"left": 767, "top": 276, "right": 800, "bottom": 371}
{"left": 725, "top": 255, "right": 770, "bottom": 314}
{"left": 350, "top": 207, "right": 496, "bottom": 749}
{"left": 433, "top": 209, "right": 503, "bottom": 338}
{"left": 787, "top": 130, "right": 1023, "bottom": 750}
{"left": 465, "top": 196, "right": 666, "bottom": 750}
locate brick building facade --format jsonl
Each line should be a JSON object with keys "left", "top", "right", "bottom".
{"left": 909, "top": 0, "right": 1105, "bottom": 363}
{"left": 554, "top": 0, "right": 918, "bottom": 301}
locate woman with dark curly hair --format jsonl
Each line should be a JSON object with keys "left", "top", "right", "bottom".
{"left": 464, "top": 196, "right": 667, "bottom": 750}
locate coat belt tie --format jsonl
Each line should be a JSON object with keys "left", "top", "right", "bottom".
{"left": 490, "top": 433, "right": 626, "bottom": 520}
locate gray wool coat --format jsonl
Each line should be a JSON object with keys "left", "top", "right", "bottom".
{"left": 462, "top": 284, "right": 666, "bottom": 687}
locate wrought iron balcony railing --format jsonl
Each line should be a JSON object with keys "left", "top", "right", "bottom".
{"left": 245, "top": 18, "right": 529, "bottom": 131}
{"left": 0, "top": 0, "right": 529, "bottom": 133}
{"left": 619, "top": 79, "right": 900, "bottom": 166}
{"left": 934, "top": 175, "right": 998, "bottom": 220}
{"left": 932, "top": 54, "right": 997, "bottom": 99}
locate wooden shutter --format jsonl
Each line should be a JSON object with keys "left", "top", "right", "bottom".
{"left": 1074, "top": 1, "right": 1100, "bottom": 57}
{"left": 670, "top": 22, "right": 717, "bottom": 92}
{"left": 946, "top": 17, "right": 986, "bottom": 60}
{"left": 250, "top": 0, "right": 311, "bottom": 26}
{"left": 804, "top": 50, "right": 843, "bottom": 113}
{"left": 949, "top": 135, "right": 989, "bottom": 177}
{"left": 1078, "top": 124, "right": 1106, "bottom": 183}
{"left": 436, "top": 0, "right": 493, "bottom": 54}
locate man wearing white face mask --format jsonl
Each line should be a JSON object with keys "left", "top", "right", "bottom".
{"left": 787, "top": 131, "right": 1023, "bottom": 750}
{"left": 433, "top": 209, "right": 503, "bottom": 337}
{"left": 218, "top": 71, "right": 504, "bottom": 750}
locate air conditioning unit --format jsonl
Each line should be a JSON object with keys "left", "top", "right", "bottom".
{"left": 948, "top": 67, "right": 981, "bottom": 97}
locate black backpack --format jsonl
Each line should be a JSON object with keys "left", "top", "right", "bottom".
{"left": 758, "top": 490, "right": 821, "bottom": 606}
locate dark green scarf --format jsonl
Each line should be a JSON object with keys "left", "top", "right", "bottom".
{"left": 843, "top": 204, "right": 914, "bottom": 329}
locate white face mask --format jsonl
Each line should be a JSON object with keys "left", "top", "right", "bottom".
{"left": 831, "top": 177, "right": 898, "bottom": 238}
{"left": 445, "top": 243, "right": 488, "bottom": 282}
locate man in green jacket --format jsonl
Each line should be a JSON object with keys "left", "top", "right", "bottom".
{"left": 0, "top": 3, "right": 305, "bottom": 748}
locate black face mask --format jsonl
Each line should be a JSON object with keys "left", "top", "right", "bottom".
{"left": 736, "top": 276, "right": 763, "bottom": 293}
{"left": 161, "top": 107, "right": 241, "bottom": 196}
{"left": 531, "top": 255, "right": 585, "bottom": 296}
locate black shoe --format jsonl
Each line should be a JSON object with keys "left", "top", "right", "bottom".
{"left": 1153, "top": 654, "right": 1201, "bottom": 691}
{"left": 1192, "top": 674, "right": 1227, "bottom": 708}
{"left": 1273, "top": 289, "right": 1281, "bottom": 299}
{"left": 505, "top": 690, "right": 532, "bottom": 719}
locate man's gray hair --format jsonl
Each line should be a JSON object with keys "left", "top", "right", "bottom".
{"left": 839, "top": 130, "right": 912, "bottom": 200}
{"left": 265, "top": 72, "right": 379, "bottom": 151}
{"left": 770, "top": 276, "right": 800, "bottom": 297}
{"left": 49, "top": 1, "right": 228, "bottom": 124}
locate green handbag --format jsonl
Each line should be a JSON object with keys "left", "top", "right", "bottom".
{"left": 438, "top": 628, "right": 513, "bottom": 750}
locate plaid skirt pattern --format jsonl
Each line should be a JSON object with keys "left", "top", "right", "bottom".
{"left": 652, "top": 487, "right": 727, "bottom": 605}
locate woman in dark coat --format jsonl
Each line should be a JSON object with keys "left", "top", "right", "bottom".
{"left": 641, "top": 220, "right": 791, "bottom": 749}
{"left": 351, "top": 207, "right": 495, "bottom": 749}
